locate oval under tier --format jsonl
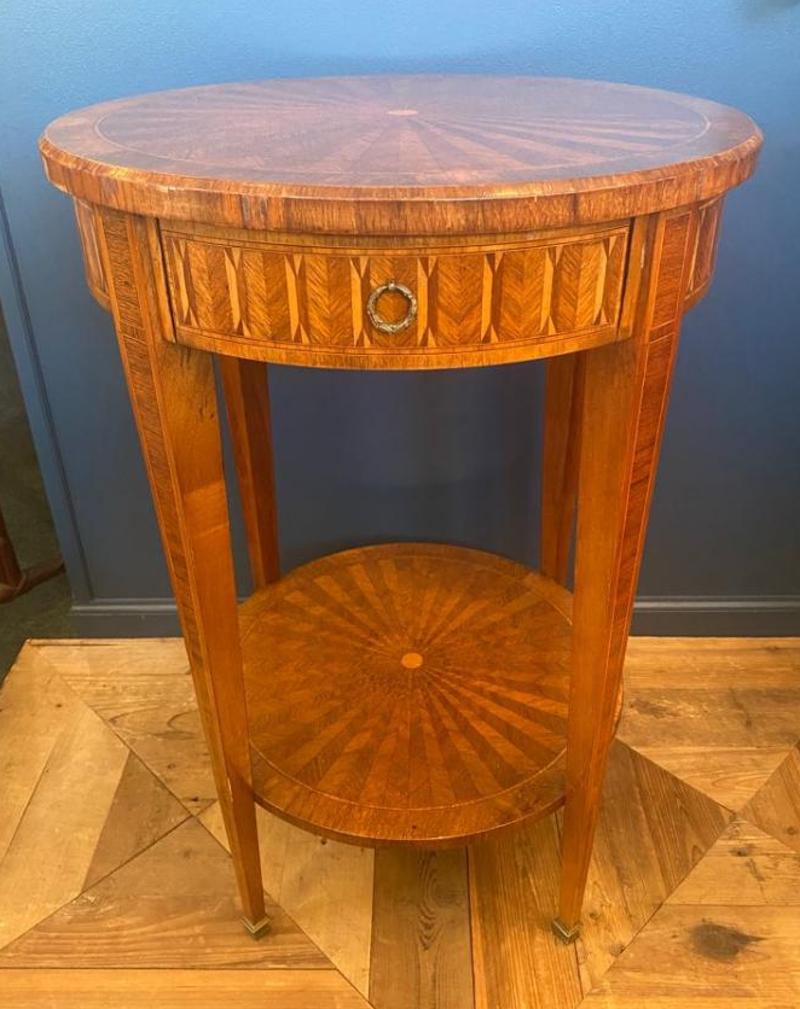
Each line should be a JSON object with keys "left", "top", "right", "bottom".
{"left": 241, "top": 542, "right": 572, "bottom": 847}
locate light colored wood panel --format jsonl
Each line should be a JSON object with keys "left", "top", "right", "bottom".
{"left": 200, "top": 801, "right": 290, "bottom": 905}
{"left": 576, "top": 743, "right": 731, "bottom": 990}
{"left": 579, "top": 906, "right": 800, "bottom": 1007}
{"left": 0, "top": 699, "right": 130, "bottom": 950}
{"left": 629, "top": 746, "right": 789, "bottom": 810}
{"left": 740, "top": 745, "right": 800, "bottom": 853}
{"left": 200, "top": 801, "right": 375, "bottom": 996}
{"left": 469, "top": 742, "right": 729, "bottom": 1008}
{"left": 279, "top": 828, "right": 374, "bottom": 998}
{"left": 0, "top": 969, "right": 369, "bottom": 1009}
{"left": 623, "top": 637, "right": 800, "bottom": 689}
{"left": 84, "top": 751, "right": 188, "bottom": 888}
{"left": 370, "top": 847, "right": 473, "bottom": 1009}
{"left": 666, "top": 818, "right": 800, "bottom": 906}
{"left": 0, "top": 644, "right": 85, "bottom": 863}
{"left": 0, "top": 819, "right": 327, "bottom": 969}
{"left": 620, "top": 684, "right": 800, "bottom": 749}
{"left": 620, "top": 638, "right": 800, "bottom": 808}
{"left": 44, "top": 639, "right": 217, "bottom": 814}
{"left": 579, "top": 749, "right": 800, "bottom": 1008}
{"left": 470, "top": 813, "right": 582, "bottom": 1009}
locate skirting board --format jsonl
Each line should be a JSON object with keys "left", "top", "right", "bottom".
{"left": 71, "top": 595, "right": 800, "bottom": 638}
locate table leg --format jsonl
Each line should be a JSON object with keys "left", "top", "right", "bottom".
{"left": 97, "top": 210, "right": 269, "bottom": 937}
{"left": 554, "top": 209, "right": 695, "bottom": 940}
{"left": 219, "top": 358, "right": 280, "bottom": 589}
{"left": 540, "top": 353, "right": 584, "bottom": 586}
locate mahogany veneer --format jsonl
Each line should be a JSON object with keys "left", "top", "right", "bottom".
{"left": 40, "top": 75, "right": 761, "bottom": 942}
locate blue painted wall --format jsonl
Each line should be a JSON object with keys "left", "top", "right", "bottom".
{"left": 1, "top": 0, "right": 798, "bottom": 633}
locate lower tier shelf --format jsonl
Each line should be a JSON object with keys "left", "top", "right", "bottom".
{"left": 240, "top": 542, "right": 572, "bottom": 847}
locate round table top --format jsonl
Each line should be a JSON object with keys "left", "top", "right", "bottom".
{"left": 40, "top": 75, "right": 761, "bottom": 235}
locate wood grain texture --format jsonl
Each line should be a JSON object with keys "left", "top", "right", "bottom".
{"left": 740, "top": 745, "right": 800, "bottom": 852}
{"left": 0, "top": 647, "right": 187, "bottom": 950}
{"left": 95, "top": 207, "right": 267, "bottom": 928}
{"left": 580, "top": 906, "right": 800, "bottom": 1007}
{"left": 41, "top": 638, "right": 217, "bottom": 814}
{"left": 470, "top": 813, "right": 583, "bottom": 1009}
{"left": 40, "top": 76, "right": 761, "bottom": 235}
{"left": 38, "top": 75, "right": 763, "bottom": 946}
{"left": 684, "top": 197, "right": 725, "bottom": 308}
{"left": 219, "top": 357, "right": 280, "bottom": 588}
{"left": 0, "top": 970, "right": 370, "bottom": 1009}
{"left": 666, "top": 818, "right": 800, "bottom": 906}
{"left": 0, "top": 645, "right": 84, "bottom": 862}
{"left": 162, "top": 223, "right": 628, "bottom": 369}
{"left": 576, "top": 742, "right": 731, "bottom": 990}
{"left": 1, "top": 638, "right": 797, "bottom": 1008}
{"left": 242, "top": 542, "right": 572, "bottom": 846}
{"left": 0, "top": 819, "right": 326, "bottom": 969}
{"left": 370, "top": 848, "right": 473, "bottom": 1009}
{"left": 82, "top": 656, "right": 220, "bottom": 812}
{"left": 469, "top": 741, "right": 730, "bottom": 1009}
{"left": 73, "top": 199, "right": 109, "bottom": 309}
{"left": 540, "top": 353, "right": 584, "bottom": 585}
{"left": 200, "top": 801, "right": 375, "bottom": 996}
{"left": 619, "top": 639, "right": 800, "bottom": 809}
{"left": 557, "top": 207, "right": 696, "bottom": 932}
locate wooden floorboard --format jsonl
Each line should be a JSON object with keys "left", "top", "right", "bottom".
{"left": 0, "top": 969, "right": 370, "bottom": 1009}
{"left": 580, "top": 905, "right": 800, "bottom": 1006}
{"left": 0, "top": 648, "right": 189, "bottom": 950}
{"left": 740, "top": 744, "right": 800, "bottom": 853}
{"left": 470, "top": 813, "right": 582, "bottom": 1009}
{"left": 666, "top": 818, "right": 800, "bottom": 906}
{"left": 42, "top": 639, "right": 217, "bottom": 814}
{"left": 0, "top": 819, "right": 328, "bottom": 969}
{"left": 200, "top": 800, "right": 375, "bottom": 995}
{"left": 1, "top": 637, "right": 797, "bottom": 1008}
{"left": 370, "top": 848, "right": 473, "bottom": 1009}
{"left": 576, "top": 741, "right": 731, "bottom": 991}
{"left": 619, "top": 638, "right": 800, "bottom": 809}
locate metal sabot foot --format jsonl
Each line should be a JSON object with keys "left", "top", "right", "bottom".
{"left": 551, "top": 918, "right": 580, "bottom": 944}
{"left": 242, "top": 913, "right": 271, "bottom": 939}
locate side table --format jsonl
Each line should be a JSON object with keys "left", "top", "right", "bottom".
{"left": 40, "top": 76, "right": 761, "bottom": 941}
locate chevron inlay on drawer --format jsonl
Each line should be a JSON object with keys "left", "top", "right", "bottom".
{"left": 161, "top": 227, "right": 629, "bottom": 353}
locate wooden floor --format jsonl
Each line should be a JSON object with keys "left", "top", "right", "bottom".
{"left": 1, "top": 637, "right": 798, "bottom": 1008}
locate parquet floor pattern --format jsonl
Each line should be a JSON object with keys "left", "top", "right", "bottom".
{"left": 1, "top": 637, "right": 798, "bottom": 1008}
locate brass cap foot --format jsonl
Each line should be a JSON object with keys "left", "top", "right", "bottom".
{"left": 551, "top": 917, "right": 580, "bottom": 944}
{"left": 242, "top": 914, "right": 271, "bottom": 939}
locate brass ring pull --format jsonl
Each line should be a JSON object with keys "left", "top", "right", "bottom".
{"left": 366, "top": 281, "right": 417, "bottom": 334}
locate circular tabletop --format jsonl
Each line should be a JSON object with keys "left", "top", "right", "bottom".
{"left": 40, "top": 75, "right": 761, "bottom": 235}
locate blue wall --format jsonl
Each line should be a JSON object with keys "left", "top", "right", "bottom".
{"left": 1, "top": 0, "right": 798, "bottom": 633}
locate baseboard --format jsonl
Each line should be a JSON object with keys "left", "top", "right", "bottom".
{"left": 71, "top": 599, "right": 182, "bottom": 637}
{"left": 72, "top": 595, "right": 800, "bottom": 638}
{"left": 631, "top": 596, "right": 800, "bottom": 636}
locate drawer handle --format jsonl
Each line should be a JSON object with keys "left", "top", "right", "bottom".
{"left": 366, "top": 281, "right": 417, "bottom": 334}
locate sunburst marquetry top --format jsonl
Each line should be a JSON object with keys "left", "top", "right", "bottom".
{"left": 40, "top": 75, "right": 761, "bottom": 234}
{"left": 240, "top": 543, "right": 573, "bottom": 845}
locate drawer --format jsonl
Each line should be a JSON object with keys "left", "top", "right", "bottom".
{"left": 161, "top": 224, "right": 630, "bottom": 368}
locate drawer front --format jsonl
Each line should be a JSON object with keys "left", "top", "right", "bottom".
{"left": 161, "top": 225, "right": 630, "bottom": 368}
